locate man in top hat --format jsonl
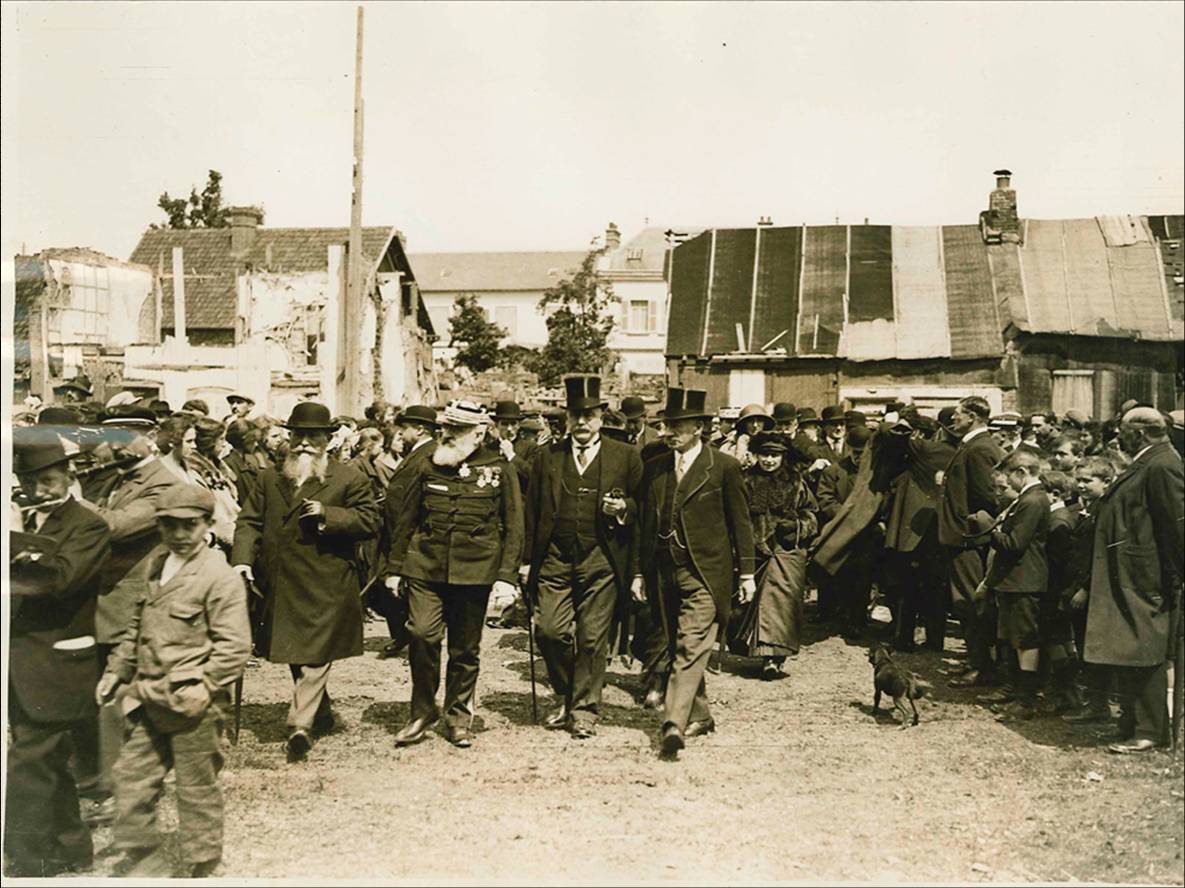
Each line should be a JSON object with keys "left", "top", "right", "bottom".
{"left": 226, "top": 393, "right": 255, "bottom": 420}
{"left": 621, "top": 396, "right": 659, "bottom": 452}
{"left": 6, "top": 430, "right": 112, "bottom": 877}
{"left": 633, "top": 388, "right": 755, "bottom": 757}
{"left": 231, "top": 402, "right": 380, "bottom": 762}
{"left": 386, "top": 401, "right": 523, "bottom": 748}
{"left": 373, "top": 406, "right": 441, "bottom": 659}
{"left": 522, "top": 376, "right": 644, "bottom": 738}
{"left": 1082, "top": 407, "right": 1183, "bottom": 753}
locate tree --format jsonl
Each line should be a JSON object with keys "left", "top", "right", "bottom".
{"left": 450, "top": 293, "right": 506, "bottom": 375}
{"left": 532, "top": 244, "right": 618, "bottom": 387}
{"left": 153, "top": 170, "right": 230, "bottom": 229}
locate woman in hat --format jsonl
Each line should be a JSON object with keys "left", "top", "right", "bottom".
{"left": 728, "top": 431, "right": 818, "bottom": 678}
{"left": 720, "top": 404, "right": 774, "bottom": 468}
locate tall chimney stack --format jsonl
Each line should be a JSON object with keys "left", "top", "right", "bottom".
{"left": 228, "top": 205, "right": 264, "bottom": 256}
{"left": 605, "top": 222, "right": 621, "bottom": 251}
{"left": 980, "top": 169, "right": 1020, "bottom": 244}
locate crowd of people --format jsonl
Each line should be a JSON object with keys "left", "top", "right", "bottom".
{"left": 6, "top": 376, "right": 1183, "bottom": 878}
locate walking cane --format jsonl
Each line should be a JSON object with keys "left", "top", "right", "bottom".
{"left": 232, "top": 675, "right": 244, "bottom": 746}
{"left": 524, "top": 584, "right": 539, "bottom": 725}
{"left": 1172, "top": 601, "right": 1184, "bottom": 753}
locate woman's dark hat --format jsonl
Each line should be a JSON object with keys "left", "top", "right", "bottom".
{"left": 620, "top": 396, "right": 647, "bottom": 420}
{"left": 564, "top": 375, "right": 608, "bottom": 411}
{"left": 283, "top": 401, "right": 339, "bottom": 432}
{"left": 749, "top": 431, "right": 788, "bottom": 454}
{"left": 662, "top": 388, "right": 710, "bottom": 421}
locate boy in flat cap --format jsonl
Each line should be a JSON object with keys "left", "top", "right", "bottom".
{"left": 98, "top": 486, "right": 250, "bottom": 877}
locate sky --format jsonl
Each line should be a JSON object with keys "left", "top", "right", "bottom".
{"left": 1, "top": 0, "right": 1183, "bottom": 265}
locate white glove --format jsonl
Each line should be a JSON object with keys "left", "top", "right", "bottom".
{"left": 630, "top": 576, "right": 647, "bottom": 604}
{"left": 234, "top": 564, "right": 254, "bottom": 583}
{"left": 492, "top": 579, "right": 518, "bottom": 602}
{"left": 96, "top": 672, "right": 122, "bottom": 706}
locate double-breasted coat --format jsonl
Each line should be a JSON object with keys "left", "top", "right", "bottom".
{"left": 635, "top": 445, "right": 755, "bottom": 623}
{"left": 231, "top": 462, "right": 379, "bottom": 664}
{"left": 9, "top": 498, "right": 112, "bottom": 723}
{"left": 1084, "top": 441, "right": 1184, "bottom": 667}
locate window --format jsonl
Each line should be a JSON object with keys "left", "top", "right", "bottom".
{"left": 728, "top": 369, "right": 765, "bottom": 406}
{"left": 627, "top": 299, "right": 658, "bottom": 333}
{"left": 494, "top": 305, "right": 518, "bottom": 339}
{"left": 1052, "top": 370, "right": 1094, "bottom": 416}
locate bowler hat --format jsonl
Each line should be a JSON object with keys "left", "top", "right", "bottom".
{"left": 821, "top": 405, "right": 845, "bottom": 424}
{"left": 797, "top": 407, "right": 820, "bottom": 426}
{"left": 397, "top": 405, "right": 439, "bottom": 429}
{"left": 492, "top": 400, "right": 523, "bottom": 421}
{"left": 563, "top": 375, "right": 608, "bottom": 411}
{"left": 662, "top": 388, "right": 710, "bottom": 421}
{"left": 749, "top": 431, "right": 788, "bottom": 454}
{"left": 771, "top": 402, "right": 797, "bottom": 423}
{"left": 155, "top": 484, "right": 216, "bottom": 519}
{"left": 620, "top": 396, "right": 647, "bottom": 420}
{"left": 847, "top": 425, "right": 872, "bottom": 450}
{"left": 844, "top": 410, "right": 867, "bottom": 429}
{"left": 283, "top": 401, "right": 339, "bottom": 432}
{"left": 14, "top": 427, "right": 78, "bottom": 475}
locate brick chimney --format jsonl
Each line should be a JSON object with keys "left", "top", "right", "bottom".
{"left": 980, "top": 170, "right": 1020, "bottom": 244}
{"left": 228, "top": 206, "right": 264, "bottom": 255}
{"left": 605, "top": 222, "right": 621, "bottom": 251}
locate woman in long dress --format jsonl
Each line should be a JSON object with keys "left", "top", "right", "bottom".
{"left": 730, "top": 431, "right": 818, "bottom": 678}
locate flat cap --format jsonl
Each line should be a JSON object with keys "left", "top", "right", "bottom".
{"left": 1121, "top": 406, "right": 1166, "bottom": 429}
{"left": 155, "top": 484, "right": 216, "bottom": 518}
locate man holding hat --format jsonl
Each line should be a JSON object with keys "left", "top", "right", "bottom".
{"left": 231, "top": 402, "right": 380, "bottom": 763}
{"left": 522, "top": 376, "right": 644, "bottom": 738}
{"left": 386, "top": 401, "right": 524, "bottom": 748}
{"left": 633, "top": 388, "right": 755, "bottom": 757}
{"left": 98, "top": 486, "right": 250, "bottom": 877}
{"left": 373, "top": 406, "right": 440, "bottom": 659}
{"left": 6, "top": 430, "right": 112, "bottom": 877}
{"left": 1082, "top": 406, "right": 1183, "bottom": 753}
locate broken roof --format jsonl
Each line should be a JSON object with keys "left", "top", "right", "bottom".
{"left": 667, "top": 214, "right": 1184, "bottom": 362}
{"left": 408, "top": 251, "right": 588, "bottom": 293}
{"left": 129, "top": 226, "right": 401, "bottom": 330}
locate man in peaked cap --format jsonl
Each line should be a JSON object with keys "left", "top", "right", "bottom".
{"left": 386, "top": 401, "right": 523, "bottom": 749}
{"left": 6, "top": 430, "right": 112, "bottom": 877}
{"left": 231, "top": 402, "right": 380, "bottom": 763}
{"left": 633, "top": 388, "right": 756, "bottom": 758}
{"left": 226, "top": 393, "right": 255, "bottom": 420}
{"left": 522, "top": 376, "right": 644, "bottom": 738}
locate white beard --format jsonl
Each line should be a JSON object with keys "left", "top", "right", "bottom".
{"left": 282, "top": 450, "right": 328, "bottom": 489}
{"left": 432, "top": 432, "right": 482, "bottom": 467}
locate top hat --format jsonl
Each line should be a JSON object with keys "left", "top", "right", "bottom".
{"left": 227, "top": 393, "right": 255, "bottom": 406}
{"left": 620, "top": 396, "right": 647, "bottom": 420}
{"left": 563, "top": 376, "right": 608, "bottom": 411}
{"left": 662, "top": 388, "right": 710, "bottom": 421}
{"left": 14, "top": 428, "right": 77, "bottom": 475}
{"left": 283, "top": 401, "right": 339, "bottom": 432}
{"left": 771, "top": 402, "right": 797, "bottom": 423}
{"left": 397, "top": 405, "right": 440, "bottom": 429}
{"left": 492, "top": 400, "right": 523, "bottom": 421}
{"left": 797, "top": 406, "right": 820, "bottom": 426}
{"left": 821, "top": 405, "right": 845, "bottom": 424}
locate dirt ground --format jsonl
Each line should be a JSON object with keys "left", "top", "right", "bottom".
{"left": 84, "top": 608, "right": 1184, "bottom": 883}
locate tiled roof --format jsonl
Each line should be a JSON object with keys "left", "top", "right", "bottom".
{"left": 600, "top": 227, "right": 702, "bottom": 275}
{"left": 129, "top": 226, "right": 396, "bottom": 329}
{"left": 407, "top": 251, "right": 587, "bottom": 293}
{"left": 667, "top": 215, "right": 1184, "bottom": 361}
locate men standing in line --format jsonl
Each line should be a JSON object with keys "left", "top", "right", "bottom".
{"left": 373, "top": 406, "right": 440, "bottom": 660}
{"left": 386, "top": 402, "right": 523, "bottom": 749}
{"left": 634, "top": 388, "right": 755, "bottom": 758}
{"left": 6, "top": 432, "right": 112, "bottom": 877}
{"left": 522, "top": 376, "right": 643, "bottom": 738}
{"left": 231, "top": 402, "right": 380, "bottom": 763}
{"left": 1083, "top": 407, "right": 1183, "bottom": 753}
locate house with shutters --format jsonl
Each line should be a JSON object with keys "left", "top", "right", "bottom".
{"left": 665, "top": 172, "right": 1183, "bottom": 417}
{"left": 124, "top": 207, "right": 436, "bottom": 418}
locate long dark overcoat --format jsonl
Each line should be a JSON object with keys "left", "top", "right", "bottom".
{"left": 1084, "top": 441, "right": 1184, "bottom": 666}
{"left": 231, "top": 462, "right": 379, "bottom": 664}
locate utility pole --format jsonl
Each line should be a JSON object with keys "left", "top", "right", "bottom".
{"left": 342, "top": 5, "right": 365, "bottom": 414}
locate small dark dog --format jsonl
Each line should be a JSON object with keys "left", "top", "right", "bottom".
{"left": 868, "top": 644, "right": 927, "bottom": 727}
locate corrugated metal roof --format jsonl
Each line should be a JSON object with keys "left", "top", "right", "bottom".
{"left": 667, "top": 215, "right": 1183, "bottom": 361}
{"left": 407, "top": 251, "right": 587, "bottom": 294}
{"left": 130, "top": 226, "right": 397, "bottom": 330}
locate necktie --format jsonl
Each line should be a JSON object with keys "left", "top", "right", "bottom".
{"left": 575, "top": 445, "right": 588, "bottom": 474}
{"left": 675, "top": 452, "right": 687, "bottom": 483}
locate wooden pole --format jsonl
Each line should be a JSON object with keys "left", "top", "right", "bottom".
{"left": 342, "top": 5, "right": 365, "bottom": 414}
{"left": 172, "top": 247, "right": 187, "bottom": 345}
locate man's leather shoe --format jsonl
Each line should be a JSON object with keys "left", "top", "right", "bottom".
{"left": 685, "top": 718, "right": 716, "bottom": 738}
{"left": 394, "top": 714, "right": 438, "bottom": 746}
{"left": 994, "top": 700, "right": 1036, "bottom": 722}
{"left": 571, "top": 720, "right": 597, "bottom": 740}
{"left": 660, "top": 724, "right": 685, "bottom": 757}
{"left": 544, "top": 706, "right": 572, "bottom": 730}
{"left": 79, "top": 794, "right": 116, "bottom": 827}
{"left": 1107, "top": 739, "right": 1161, "bottom": 754}
{"left": 377, "top": 640, "right": 408, "bottom": 660}
{"left": 977, "top": 687, "right": 1016, "bottom": 705}
{"left": 443, "top": 723, "right": 473, "bottom": 748}
{"left": 311, "top": 709, "right": 337, "bottom": 737}
{"left": 286, "top": 730, "right": 312, "bottom": 763}
{"left": 949, "top": 669, "right": 999, "bottom": 689}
